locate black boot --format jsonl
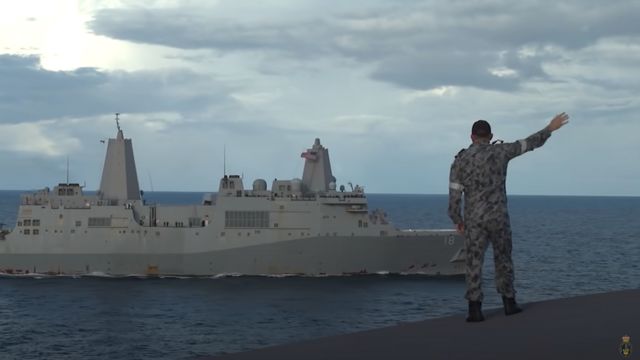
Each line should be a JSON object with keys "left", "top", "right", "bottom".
{"left": 502, "top": 296, "right": 523, "bottom": 316}
{"left": 466, "top": 301, "right": 485, "bottom": 322}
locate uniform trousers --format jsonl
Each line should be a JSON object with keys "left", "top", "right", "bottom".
{"left": 464, "top": 217, "right": 516, "bottom": 302}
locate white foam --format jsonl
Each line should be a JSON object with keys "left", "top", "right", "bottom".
{"left": 159, "top": 275, "right": 190, "bottom": 279}
{"left": 84, "top": 271, "right": 113, "bottom": 278}
{"left": 0, "top": 272, "right": 50, "bottom": 278}
{"left": 211, "top": 273, "right": 244, "bottom": 279}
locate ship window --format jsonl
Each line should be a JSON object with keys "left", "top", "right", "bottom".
{"left": 279, "top": 185, "right": 285, "bottom": 191}
{"left": 66, "top": 188, "right": 74, "bottom": 196}
{"left": 88, "top": 217, "right": 112, "bottom": 227}
{"left": 76, "top": 221, "right": 82, "bottom": 227}
{"left": 17, "top": 221, "right": 22, "bottom": 227}
{"left": 24, "top": 219, "right": 32, "bottom": 226}
{"left": 70, "top": 229, "right": 75, "bottom": 234}
{"left": 32, "top": 219, "right": 40, "bottom": 226}
{"left": 33, "top": 229, "right": 39, "bottom": 235}
{"left": 24, "top": 229, "right": 30, "bottom": 235}
{"left": 230, "top": 181, "right": 235, "bottom": 189}
{"left": 358, "top": 220, "right": 362, "bottom": 227}
{"left": 224, "top": 211, "right": 270, "bottom": 228}
{"left": 58, "top": 189, "right": 65, "bottom": 196}
{"left": 364, "top": 222, "right": 368, "bottom": 228}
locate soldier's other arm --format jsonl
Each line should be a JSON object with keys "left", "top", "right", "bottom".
{"left": 448, "top": 158, "right": 464, "bottom": 230}
{"left": 503, "top": 112, "right": 570, "bottom": 160}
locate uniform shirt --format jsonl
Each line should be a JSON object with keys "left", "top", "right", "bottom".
{"left": 448, "top": 128, "right": 552, "bottom": 226}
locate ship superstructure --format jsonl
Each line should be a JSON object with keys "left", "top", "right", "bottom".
{"left": 0, "top": 117, "right": 464, "bottom": 276}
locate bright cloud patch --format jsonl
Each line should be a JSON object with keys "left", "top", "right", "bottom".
{"left": 0, "top": 121, "right": 80, "bottom": 156}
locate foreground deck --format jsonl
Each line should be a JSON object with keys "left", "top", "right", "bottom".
{"left": 207, "top": 288, "right": 639, "bottom": 359}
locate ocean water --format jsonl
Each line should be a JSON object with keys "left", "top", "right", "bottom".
{"left": 0, "top": 191, "right": 638, "bottom": 359}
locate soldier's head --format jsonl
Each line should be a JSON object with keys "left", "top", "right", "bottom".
{"left": 471, "top": 120, "right": 493, "bottom": 143}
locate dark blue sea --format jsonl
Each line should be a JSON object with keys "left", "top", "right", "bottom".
{"left": 0, "top": 191, "right": 638, "bottom": 359}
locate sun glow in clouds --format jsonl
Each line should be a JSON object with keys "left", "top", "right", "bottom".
{"left": 0, "top": 1, "right": 91, "bottom": 69}
{"left": 0, "top": 0, "right": 165, "bottom": 72}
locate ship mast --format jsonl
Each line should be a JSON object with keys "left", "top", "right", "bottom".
{"left": 97, "top": 112, "right": 141, "bottom": 202}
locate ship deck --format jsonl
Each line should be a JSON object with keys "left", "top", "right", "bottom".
{"left": 204, "top": 288, "right": 639, "bottom": 359}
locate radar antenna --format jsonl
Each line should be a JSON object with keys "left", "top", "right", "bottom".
{"left": 115, "top": 113, "right": 121, "bottom": 132}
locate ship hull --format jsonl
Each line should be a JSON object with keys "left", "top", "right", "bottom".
{"left": 0, "top": 233, "right": 464, "bottom": 276}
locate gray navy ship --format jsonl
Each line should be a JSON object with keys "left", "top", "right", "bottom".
{"left": 0, "top": 116, "right": 465, "bottom": 277}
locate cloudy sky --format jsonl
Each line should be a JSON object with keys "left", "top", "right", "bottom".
{"left": 0, "top": 0, "right": 638, "bottom": 196}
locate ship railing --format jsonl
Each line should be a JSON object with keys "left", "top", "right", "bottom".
{"left": 288, "top": 196, "right": 319, "bottom": 201}
{"left": 318, "top": 194, "right": 366, "bottom": 199}
{"left": 20, "top": 198, "right": 49, "bottom": 206}
{"left": 62, "top": 205, "right": 92, "bottom": 210}
{"left": 400, "top": 229, "right": 457, "bottom": 233}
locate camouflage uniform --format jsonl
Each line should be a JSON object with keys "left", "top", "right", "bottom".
{"left": 448, "top": 127, "right": 552, "bottom": 302}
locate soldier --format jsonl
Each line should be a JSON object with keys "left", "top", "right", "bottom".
{"left": 448, "top": 113, "right": 569, "bottom": 322}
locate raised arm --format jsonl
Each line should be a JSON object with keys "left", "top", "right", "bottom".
{"left": 502, "top": 112, "right": 570, "bottom": 160}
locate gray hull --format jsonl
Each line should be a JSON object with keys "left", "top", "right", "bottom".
{"left": 0, "top": 233, "right": 464, "bottom": 276}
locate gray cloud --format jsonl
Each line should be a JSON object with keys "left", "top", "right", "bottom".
{"left": 0, "top": 55, "right": 231, "bottom": 123}
{"left": 88, "top": 0, "right": 640, "bottom": 91}
{"left": 371, "top": 52, "right": 520, "bottom": 91}
{"left": 90, "top": 8, "right": 331, "bottom": 57}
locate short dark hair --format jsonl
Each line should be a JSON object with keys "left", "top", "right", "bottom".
{"left": 472, "top": 120, "right": 492, "bottom": 137}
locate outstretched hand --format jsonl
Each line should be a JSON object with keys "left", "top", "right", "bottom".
{"left": 547, "top": 112, "right": 570, "bottom": 132}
